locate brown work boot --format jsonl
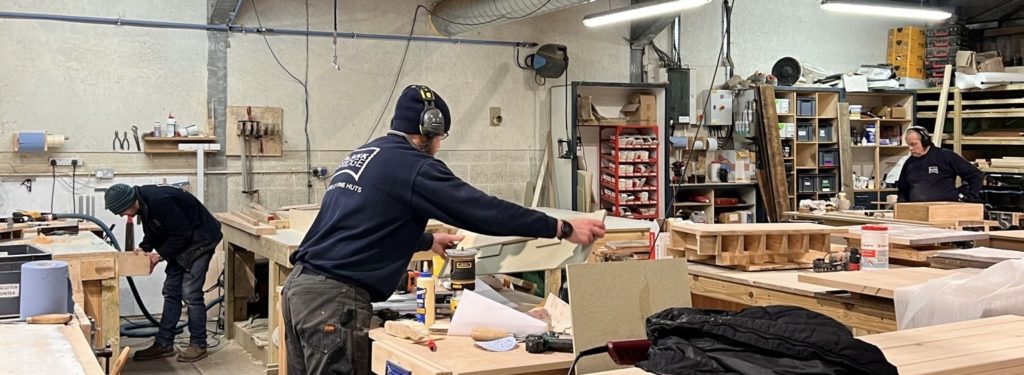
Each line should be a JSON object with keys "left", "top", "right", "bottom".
{"left": 133, "top": 343, "right": 175, "bottom": 361}
{"left": 177, "top": 345, "right": 208, "bottom": 362}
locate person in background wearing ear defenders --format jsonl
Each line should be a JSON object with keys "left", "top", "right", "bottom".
{"left": 281, "top": 84, "right": 606, "bottom": 375}
{"left": 896, "top": 126, "right": 982, "bottom": 203}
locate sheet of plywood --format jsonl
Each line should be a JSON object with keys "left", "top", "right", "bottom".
{"left": 225, "top": 106, "right": 283, "bottom": 156}
{"left": 991, "top": 230, "right": 1024, "bottom": 241}
{"left": 0, "top": 324, "right": 104, "bottom": 375}
{"left": 836, "top": 224, "right": 988, "bottom": 246}
{"left": 567, "top": 259, "right": 692, "bottom": 374}
{"left": 859, "top": 315, "right": 1024, "bottom": 375}
{"left": 671, "top": 222, "right": 848, "bottom": 235}
{"left": 464, "top": 210, "right": 606, "bottom": 275}
{"left": 797, "top": 268, "right": 956, "bottom": 298}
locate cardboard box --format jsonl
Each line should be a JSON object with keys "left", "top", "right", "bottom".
{"left": 578, "top": 95, "right": 594, "bottom": 121}
{"left": 956, "top": 51, "right": 1005, "bottom": 75}
{"left": 890, "top": 106, "right": 908, "bottom": 119}
{"left": 870, "top": 105, "right": 893, "bottom": 119}
{"left": 621, "top": 93, "right": 656, "bottom": 123}
{"left": 718, "top": 212, "right": 741, "bottom": 224}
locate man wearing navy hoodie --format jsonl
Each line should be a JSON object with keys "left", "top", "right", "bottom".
{"left": 282, "top": 85, "right": 606, "bottom": 375}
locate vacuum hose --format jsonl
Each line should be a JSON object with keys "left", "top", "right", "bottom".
{"left": 52, "top": 213, "right": 219, "bottom": 337}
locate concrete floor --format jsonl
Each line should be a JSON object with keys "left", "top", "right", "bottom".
{"left": 120, "top": 320, "right": 268, "bottom": 375}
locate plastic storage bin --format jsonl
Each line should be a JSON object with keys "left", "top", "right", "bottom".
{"left": 0, "top": 245, "right": 52, "bottom": 318}
{"left": 796, "top": 98, "right": 816, "bottom": 116}
{"left": 817, "top": 174, "right": 837, "bottom": 193}
{"left": 797, "top": 122, "right": 815, "bottom": 141}
{"left": 818, "top": 123, "right": 834, "bottom": 142}
{"left": 798, "top": 175, "right": 817, "bottom": 193}
{"left": 818, "top": 148, "right": 838, "bottom": 167}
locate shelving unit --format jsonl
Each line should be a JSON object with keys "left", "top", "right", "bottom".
{"left": 550, "top": 82, "right": 668, "bottom": 219}
{"left": 142, "top": 136, "right": 219, "bottom": 155}
{"left": 669, "top": 183, "right": 758, "bottom": 223}
{"left": 915, "top": 84, "right": 1024, "bottom": 158}
{"left": 774, "top": 88, "right": 841, "bottom": 210}
{"left": 598, "top": 125, "right": 660, "bottom": 219}
{"left": 844, "top": 92, "right": 916, "bottom": 209}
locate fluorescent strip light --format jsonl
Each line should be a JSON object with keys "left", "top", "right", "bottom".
{"left": 583, "top": 0, "right": 711, "bottom": 28}
{"left": 821, "top": 0, "right": 952, "bottom": 20}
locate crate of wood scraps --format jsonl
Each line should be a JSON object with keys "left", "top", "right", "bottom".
{"left": 667, "top": 223, "right": 848, "bottom": 271}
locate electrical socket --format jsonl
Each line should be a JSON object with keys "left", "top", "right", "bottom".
{"left": 49, "top": 158, "right": 83, "bottom": 166}
{"left": 94, "top": 168, "right": 115, "bottom": 179}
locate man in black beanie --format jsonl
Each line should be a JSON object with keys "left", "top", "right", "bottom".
{"left": 104, "top": 183, "right": 222, "bottom": 362}
{"left": 283, "top": 84, "right": 606, "bottom": 374}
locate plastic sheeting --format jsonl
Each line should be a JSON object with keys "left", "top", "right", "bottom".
{"left": 895, "top": 259, "right": 1024, "bottom": 330}
{"left": 955, "top": 72, "right": 1024, "bottom": 89}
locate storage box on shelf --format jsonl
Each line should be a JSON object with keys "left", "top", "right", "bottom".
{"left": 600, "top": 125, "right": 660, "bottom": 220}
{"left": 844, "top": 91, "right": 915, "bottom": 208}
{"left": 888, "top": 26, "right": 927, "bottom": 79}
{"left": 773, "top": 88, "right": 841, "bottom": 210}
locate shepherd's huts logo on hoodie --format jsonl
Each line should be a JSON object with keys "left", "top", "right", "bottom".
{"left": 327, "top": 147, "right": 380, "bottom": 194}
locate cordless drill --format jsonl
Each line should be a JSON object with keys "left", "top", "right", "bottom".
{"left": 524, "top": 333, "right": 574, "bottom": 354}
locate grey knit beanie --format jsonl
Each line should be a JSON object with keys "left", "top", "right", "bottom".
{"left": 105, "top": 184, "right": 136, "bottom": 214}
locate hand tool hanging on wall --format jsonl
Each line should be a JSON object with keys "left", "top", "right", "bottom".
{"left": 239, "top": 106, "right": 260, "bottom": 201}
{"left": 131, "top": 125, "right": 141, "bottom": 151}
{"left": 112, "top": 130, "right": 130, "bottom": 151}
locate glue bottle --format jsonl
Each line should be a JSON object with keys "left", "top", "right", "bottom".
{"left": 860, "top": 225, "right": 889, "bottom": 270}
{"left": 415, "top": 263, "right": 435, "bottom": 328}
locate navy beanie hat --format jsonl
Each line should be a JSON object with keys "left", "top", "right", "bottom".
{"left": 390, "top": 85, "right": 452, "bottom": 135}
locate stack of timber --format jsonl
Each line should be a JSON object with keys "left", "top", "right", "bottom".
{"left": 216, "top": 209, "right": 278, "bottom": 236}
{"left": 836, "top": 224, "right": 988, "bottom": 265}
{"left": 593, "top": 240, "right": 651, "bottom": 261}
{"left": 667, "top": 222, "right": 848, "bottom": 271}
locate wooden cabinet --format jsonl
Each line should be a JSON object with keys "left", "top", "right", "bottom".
{"left": 774, "top": 88, "right": 842, "bottom": 210}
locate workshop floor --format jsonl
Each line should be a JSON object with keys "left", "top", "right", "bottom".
{"left": 120, "top": 320, "right": 266, "bottom": 375}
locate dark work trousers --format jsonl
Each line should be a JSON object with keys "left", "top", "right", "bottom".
{"left": 155, "top": 248, "right": 214, "bottom": 348}
{"left": 282, "top": 264, "right": 373, "bottom": 375}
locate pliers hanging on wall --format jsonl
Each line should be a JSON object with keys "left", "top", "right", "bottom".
{"left": 112, "top": 130, "right": 130, "bottom": 151}
{"left": 131, "top": 125, "right": 141, "bottom": 151}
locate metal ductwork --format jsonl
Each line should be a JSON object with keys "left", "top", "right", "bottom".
{"left": 429, "top": 0, "right": 594, "bottom": 36}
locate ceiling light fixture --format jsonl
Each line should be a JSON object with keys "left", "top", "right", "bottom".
{"left": 820, "top": 0, "right": 952, "bottom": 20}
{"left": 583, "top": 0, "right": 712, "bottom": 28}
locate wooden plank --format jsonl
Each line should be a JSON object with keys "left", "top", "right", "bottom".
{"left": 566, "top": 259, "right": 691, "bottom": 374}
{"left": 76, "top": 258, "right": 115, "bottom": 281}
{"left": 216, "top": 212, "right": 277, "bottom": 236}
{"left": 671, "top": 222, "right": 848, "bottom": 235}
{"left": 932, "top": 65, "right": 953, "bottom": 147}
{"left": 894, "top": 202, "right": 985, "bottom": 222}
{"left": 101, "top": 277, "right": 120, "bottom": 356}
{"left": 797, "top": 267, "right": 956, "bottom": 298}
{"left": 368, "top": 328, "right": 572, "bottom": 375}
{"left": 758, "top": 85, "right": 790, "bottom": 221}
{"left": 115, "top": 251, "right": 152, "bottom": 276}
{"left": 838, "top": 102, "right": 855, "bottom": 195}
{"left": 837, "top": 224, "right": 988, "bottom": 246}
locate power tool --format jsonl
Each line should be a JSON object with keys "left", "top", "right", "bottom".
{"left": 524, "top": 333, "right": 574, "bottom": 354}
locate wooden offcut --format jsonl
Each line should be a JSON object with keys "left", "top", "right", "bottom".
{"left": 797, "top": 267, "right": 957, "bottom": 298}
{"left": 755, "top": 85, "right": 789, "bottom": 222}
{"left": 216, "top": 212, "right": 278, "bottom": 236}
{"left": 566, "top": 259, "right": 691, "bottom": 374}
{"left": 894, "top": 202, "right": 984, "bottom": 222}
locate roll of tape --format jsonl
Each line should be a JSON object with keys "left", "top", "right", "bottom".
{"left": 707, "top": 138, "right": 719, "bottom": 151}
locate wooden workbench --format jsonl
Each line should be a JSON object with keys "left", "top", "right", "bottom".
{"left": 590, "top": 315, "right": 1024, "bottom": 375}
{"left": 785, "top": 211, "right": 996, "bottom": 231}
{"left": 369, "top": 328, "right": 573, "bottom": 375}
{"left": 0, "top": 307, "right": 105, "bottom": 374}
{"left": 686, "top": 263, "right": 897, "bottom": 335}
{"left": 6, "top": 233, "right": 150, "bottom": 357}
{"left": 835, "top": 224, "right": 989, "bottom": 265}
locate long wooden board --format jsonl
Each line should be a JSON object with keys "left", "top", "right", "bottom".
{"left": 216, "top": 212, "right": 277, "bottom": 236}
{"left": 836, "top": 224, "right": 988, "bottom": 246}
{"left": 797, "top": 268, "right": 956, "bottom": 298}
{"left": 757, "top": 85, "right": 789, "bottom": 222}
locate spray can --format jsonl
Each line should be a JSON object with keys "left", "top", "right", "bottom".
{"left": 860, "top": 225, "right": 889, "bottom": 270}
{"left": 415, "top": 263, "right": 435, "bottom": 327}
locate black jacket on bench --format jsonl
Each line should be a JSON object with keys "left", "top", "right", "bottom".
{"left": 637, "top": 305, "right": 897, "bottom": 375}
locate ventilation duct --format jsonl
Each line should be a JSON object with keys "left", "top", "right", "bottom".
{"left": 429, "top": 0, "right": 595, "bottom": 37}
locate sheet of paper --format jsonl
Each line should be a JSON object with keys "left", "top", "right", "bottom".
{"left": 447, "top": 290, "right": 547, "bottom": 337}
{"left": 544, "top": 293, "right": 573, "bottom": 335}
{"left": 842, "top": 75, "right": 868, "bottom": 92}
{"left": 474, "top": 279, "right": 517, "bottom": 308}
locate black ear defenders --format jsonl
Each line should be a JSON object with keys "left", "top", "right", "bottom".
{"left": 414, "top": 85, "right": 446, "bottom": 139}
{"left": 906, "top": 126, "right": 933, "bottom": 148}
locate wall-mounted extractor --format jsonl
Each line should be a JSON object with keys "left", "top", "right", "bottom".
{"left": 14, "top": 131, "right": 67, "bottom": 153}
